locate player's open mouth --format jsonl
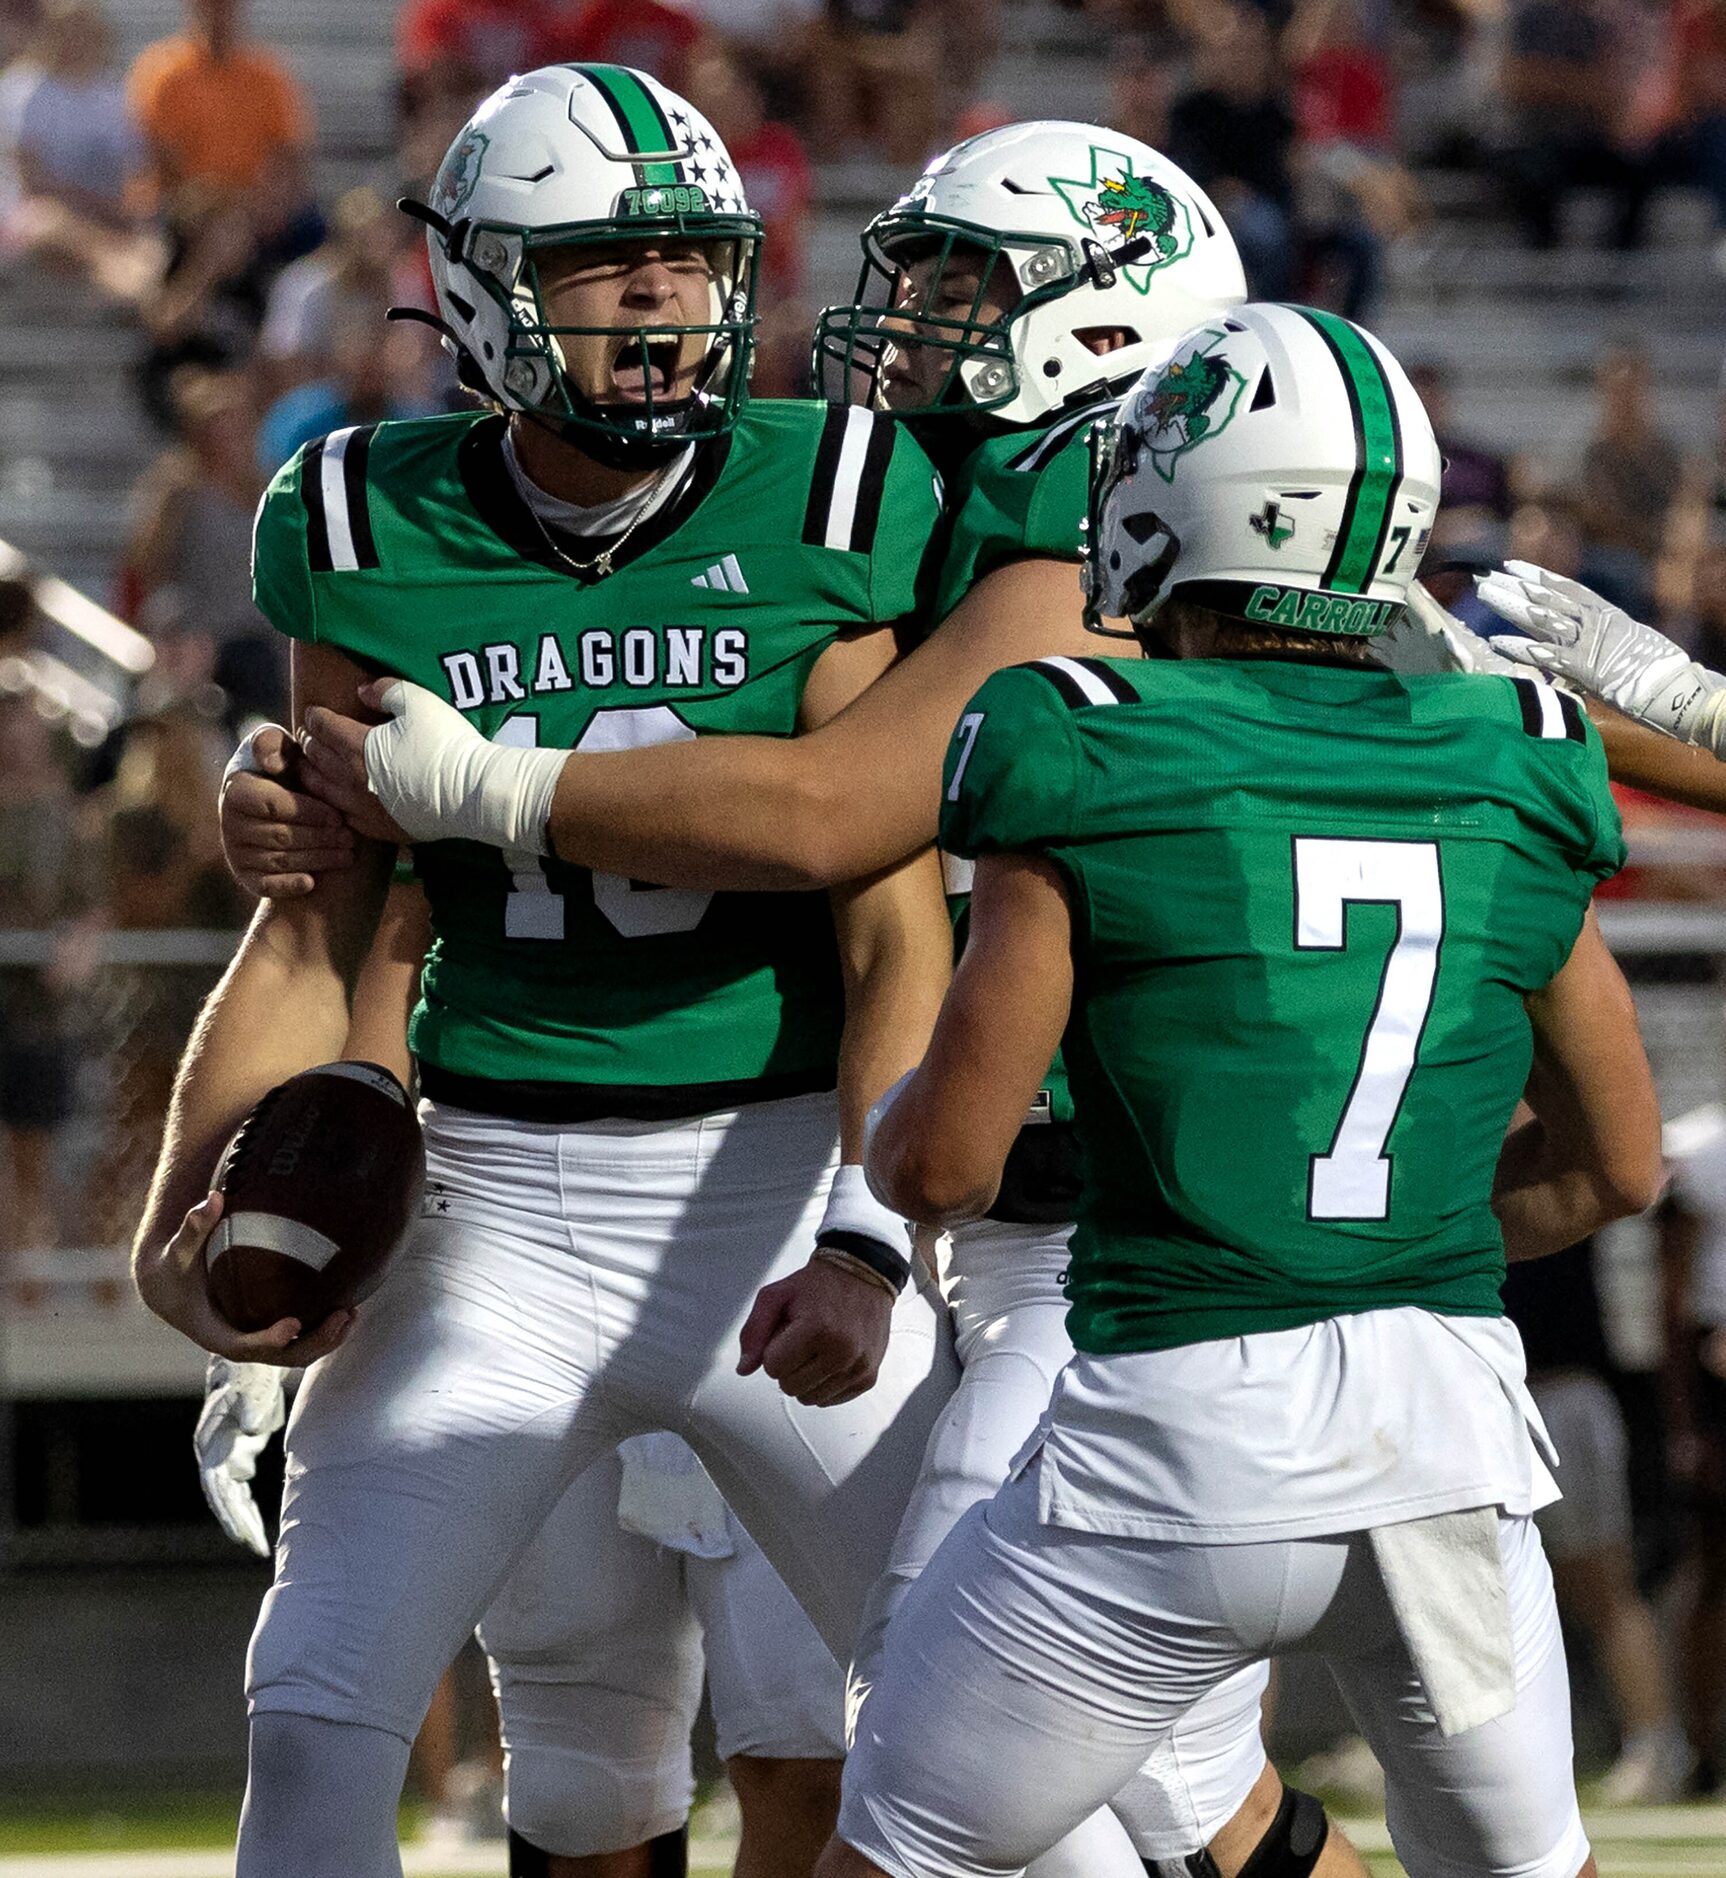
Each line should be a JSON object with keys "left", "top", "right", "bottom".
{"left": 610, "top": 339, "right": 680, "bottom": 402}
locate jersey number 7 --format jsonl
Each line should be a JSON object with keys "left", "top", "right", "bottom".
{"left": 1294, "top": 837, "right": 1445, "bottom": 1221}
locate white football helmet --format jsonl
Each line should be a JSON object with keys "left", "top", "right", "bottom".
{"left": 814, "top": 120, "right": 1246, "bottom": 424}
{"left": 410, "top": 64, "right": 761, "bottom": 465}
{"left": 1084, "top": 303, "right": 1441, "bottom": 641}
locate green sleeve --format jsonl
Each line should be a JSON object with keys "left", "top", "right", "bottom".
{"left": 933, "top": 419, "right": 1093, "bottom": 620}
{"left": 1018, "top": 433, "right": 1091, "bottom": 564}
{"left": 1570, "top": 715, "right": 1627, "bottom": 886}
{"left": 867, "top": 424, "right": 946, "bottom": 623}
{"left": 939, "top": 665, "right": 1085, "bottom": 859}
{"left": 251, "top": 447, "right": 318, "bottom": 644}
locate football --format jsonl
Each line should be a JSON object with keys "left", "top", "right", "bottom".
{"left": 205, "top": 1061, "right": 425, "bottom": 1333}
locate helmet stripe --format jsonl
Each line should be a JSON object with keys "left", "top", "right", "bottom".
{"left": 581, "top": 65, "right": 680, "bottom": 185}
{"left": 1298, "top": 308, "right": 1402, "bottom": 595}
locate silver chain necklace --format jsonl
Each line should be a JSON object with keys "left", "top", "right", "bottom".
{"left": 518, "top": 465, "right": 673, "bottom": 581}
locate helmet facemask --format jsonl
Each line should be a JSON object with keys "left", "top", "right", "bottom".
{"left": 457, "top": 206, "right": 761, "bottom": 469}
{"left": 814, "top": 212, "right": 1086, "bottom": 419}
{"left": 1082, "top": 412, "right": 1180, "bottom": 643}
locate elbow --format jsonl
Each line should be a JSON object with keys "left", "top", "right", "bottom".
{"left": 871, "top": 1136, "right": 997, "bottom": 1227}
{"left": 1598, "top": 1157, "right": 1667, "bottom": 1225}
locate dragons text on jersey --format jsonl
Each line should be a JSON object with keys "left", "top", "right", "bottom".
{"left": 253, "top": 403, "right": 941, "bottom": 1115}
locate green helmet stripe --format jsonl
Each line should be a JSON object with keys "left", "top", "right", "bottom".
{"left": 1297, "top": 307, "right": 1403, "bottom": 595}
{"left": 582, "top": 65, "right": 680, "bottom": 186}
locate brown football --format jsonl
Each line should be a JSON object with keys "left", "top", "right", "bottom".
{"left": 206, "top": 1061, "right": 425, "bottom": 1333}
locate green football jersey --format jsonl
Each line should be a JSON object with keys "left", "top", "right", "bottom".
{"left": 925, "top": 392, "right": 1122, "bottom": 1149}
{"left": 253, "top": 402, "right": 942, "bottom": 1111}
{"left": 928, "top": 393, "right": 1117, "bottom": 623}
{"left": 940, "top": 654, "right": 1625, "bottom": 1354}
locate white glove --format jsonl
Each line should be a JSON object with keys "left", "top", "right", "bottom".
{"left": 363, "top": 680, "right": 566, "bottom": 852}
{"left": 195, "top": 1357, "right": 287, "bottom": 1556}
{"left": 1476, "top": 560, "right": 1726, "bottom": 750}
{"left": 1377, "top": 581, "right": 1528, "bottom": 680}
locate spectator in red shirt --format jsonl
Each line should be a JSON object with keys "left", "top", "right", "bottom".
{"left": 567, "top": 0, "right": 708, "bottom": 91}
{"left": 688, "top": 43, "right": 810, "bottom": 299}
{"left": 397, "top": 0, "right": 580, "bottom": 96}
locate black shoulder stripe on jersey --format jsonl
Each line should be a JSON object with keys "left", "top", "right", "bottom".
{"left": 1023, "top": 659, "right": 1093, "bottom": 710}
{"left": 1557, "top": 689, "right": 1586, "bottom": 742}
{"left": 1511, "top": 676, "right": 1544, "bottom": 738}
{"left": 848, "top": 410, "right": 896, "bottom": 555}
{"left": 341, "top": 425, "right": 380, "bottom": 570}
{"left": 301, "top": 436, "right": 332, "bottom": 572}
{"left": 1073, "top": 656, "right": 1139, "bottom": 703}
{"left": 1005, "top": 393, "right": 1122, "bottom": 476}
{"left": 801, "top": 405, "right": 851, "bottom": 547}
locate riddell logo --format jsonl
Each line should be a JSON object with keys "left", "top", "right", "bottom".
{"left": 269, "top": 1100, "right": 322, "bottom": 1180}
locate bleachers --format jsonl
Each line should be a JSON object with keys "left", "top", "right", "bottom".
{"left": 0, "top": 1, "right": 1715, "bottom": 605}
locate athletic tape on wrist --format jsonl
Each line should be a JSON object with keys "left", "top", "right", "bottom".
{"left": 222, "top": 724, "right": 289, "bottom": 792}
{"left": 816, "top": 1163, "right": 911, "bottom": 1294}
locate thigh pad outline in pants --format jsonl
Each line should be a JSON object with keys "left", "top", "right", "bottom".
{"left": 480, "top": 1451, "right": 706, "bottom": 1859}
{"left": 840, "top": 1468, "right": 1269, "bottom": 1878}
{"left": 688, "top": 1516, "right": 846, "bottom": 1763}
{"left": 246, "top": 1201, "right": 631, "bottom": 1743}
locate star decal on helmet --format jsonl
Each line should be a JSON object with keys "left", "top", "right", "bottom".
{"left": 1046, "top": 145, "right": 1195, "bottom": 296}
{"left": 1139, "top": 327, "right": 1247, "bottom": 481}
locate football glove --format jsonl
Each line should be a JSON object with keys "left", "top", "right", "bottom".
{"left": 195, "top": 1357, "right": 287, "bottom": 1556}
{"left": 1476, "top": 561, "right": 1726, "bottom": 752}
{"left": 1386, "top": 580, "right": 1530, "bottom": 680}
{"left": 364, "top": 680, "right": 564, "bottom": 853}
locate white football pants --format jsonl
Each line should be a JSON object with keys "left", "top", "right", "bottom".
{"left": 246, "top": 1094, "right": 955, "bottom": 1749}
{"left": 842, "top": 1459, "right": 1588, "bottom": 1878}
{"left": 852, "top": 1218, "right": 1269, "bottom": 1869}
{"left": 479, "top": 1442, "right": 844, "bottom": 1858}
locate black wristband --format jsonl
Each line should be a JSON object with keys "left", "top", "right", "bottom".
{"left": 815, "top": 1228, "right": 911, "bottom": 1296}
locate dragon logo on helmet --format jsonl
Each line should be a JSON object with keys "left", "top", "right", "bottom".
{"left": 433, "top": 128, "right": 489, "bottom": 217}
{"left": 1047, "top": 145, "right": 1194, "bottom": 294}
{"left": 1139, "top": 329, "right": 1246, "bottom": 482}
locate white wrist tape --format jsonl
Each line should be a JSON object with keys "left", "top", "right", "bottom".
{"left": 1690, "top": 683, "right": 1726, "bottom": 759}
{"left": 364, "top": 680, "right": 565, "bottom": 853}
{"left": 222, "top": 723, "right": 288, "bottom": 791}
{"left": 817, "top": 1162, "right": 912, "bottom": 1292}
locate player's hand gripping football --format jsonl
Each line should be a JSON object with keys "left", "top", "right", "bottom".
{"left": 134, "top": 1192, "right": 355, "bottom": 1367}
{"left": 303, "top": 679, "right": 564, "bottom": 853}
{"left": 737, "top": 1256, "right": 894, "bottom": 1408}
{"left": 1477, "top": 560, "right": 1726, "bottom": 751}
{"left": 195, "top": 1357, "right": 287, "bottom": 1554}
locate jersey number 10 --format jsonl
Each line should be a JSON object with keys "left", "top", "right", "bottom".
{"left": 1294, "top": 837, "right": 1444, "bottom": 1222}
{"left": 495, "top": 711, "right": 714, "bottom": 940}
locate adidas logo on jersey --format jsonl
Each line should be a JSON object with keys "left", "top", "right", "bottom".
{"left": 692, "top": 555, "right": 749, "bottom": 594}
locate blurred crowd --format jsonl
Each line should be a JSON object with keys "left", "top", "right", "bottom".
{"left": 0, "top": 0, "right": 1723, "bottom": 1800}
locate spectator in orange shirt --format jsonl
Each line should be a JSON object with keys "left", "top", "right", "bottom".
{"left": 126, "top": 0, "right": 312, "bottom": 205}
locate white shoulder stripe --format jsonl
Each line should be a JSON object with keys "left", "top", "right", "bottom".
{"left": 319, "top": 426, "right": 361, "bottom": 571}
{"left": 1533, "top": 681, "right": 1567, "bottom": 740}
{"left": 822, "top": 406, "right": 874, "bottom": 552}
{"left": 1038, "top": 654, "right": 1121, "bottom": 707}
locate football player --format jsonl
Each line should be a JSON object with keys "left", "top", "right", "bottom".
{"left": 231, "top": 124, "right": 1364, "bottom": 1875}
{"left": 194, "top": 878, "right": 846, "bottom": 1878}
{"left": 833, "top": 306, "right": 1662, "bottom": 1878}
{"left": 130, "top": 67, "right": 959, "bottom": 1878}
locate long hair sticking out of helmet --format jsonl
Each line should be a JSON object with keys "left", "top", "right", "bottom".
{"left": 405, "top": 64, "right": 763, "bottom": 470}
{"left": 814, "top": 121, "right": 1245, "bottom": 427}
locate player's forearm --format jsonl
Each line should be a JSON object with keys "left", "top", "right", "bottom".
{"left": 1590, "top": 701, "right": 1726, "bottom": 813}
{"left": 830, "top": 851, "right": 952, "bottom": 1161}
{"left": 546, "top": 738, "right": 854, "bottom": 892}
{"left": 1493, "top": 1116, "right": 1664, "bottom": 1261}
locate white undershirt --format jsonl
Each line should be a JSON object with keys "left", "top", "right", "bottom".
{"left": 501, "top": 426, "right": 696, "bottom": 543}
{"left": 1029, "top": 1306, "right": 1560, "bottom": 1544}
{"left": 1671, "top": 1123, "right": 1726, "bottom": 1326}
